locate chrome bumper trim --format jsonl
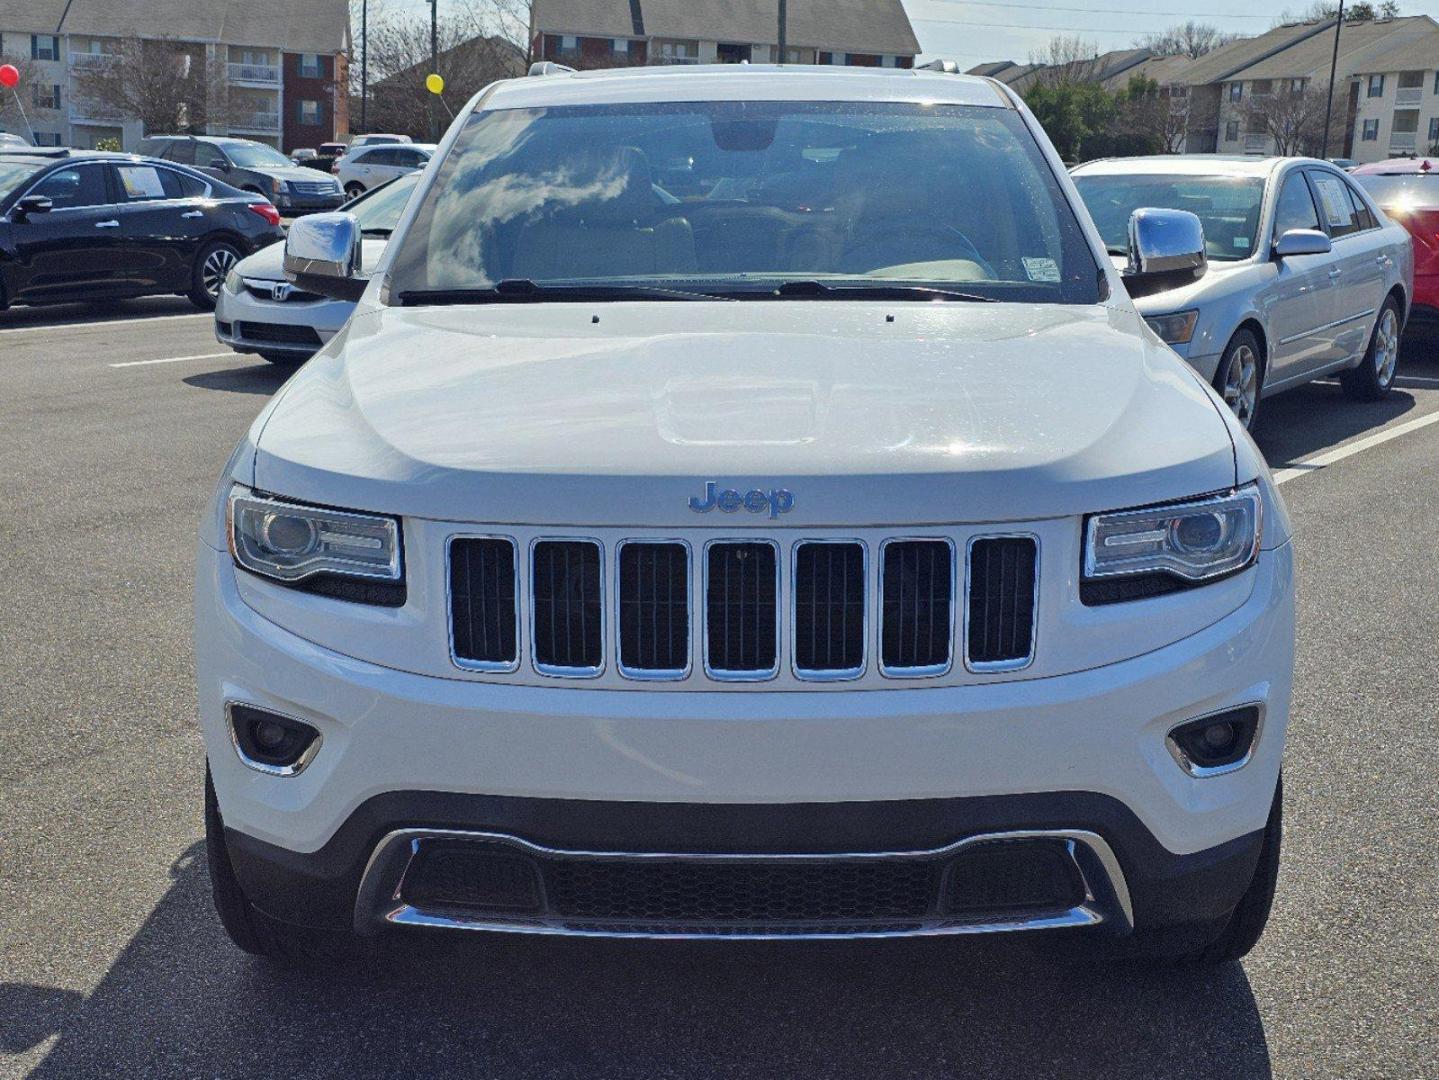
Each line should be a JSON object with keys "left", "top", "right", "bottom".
{"left": 353, "top": 826, "right": 1135, "bottom": 941}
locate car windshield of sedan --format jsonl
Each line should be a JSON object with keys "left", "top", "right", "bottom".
{"left": 352, "top": 173, "right": 420, "bottom": 236}
{"left": 1073, "top": 174, "right": 1266, "bottom": 262}
{"left": 1354, "top": 173, "right": 1439, "bottom": 211}
{"left": 227, "top": 143, "right": 294, "bottom": 169}
{"left": 385, "top": 101, "right": 1102, "bottom": 304}
{"left": 0, "top": 160, "right": 39, "bottom": 200}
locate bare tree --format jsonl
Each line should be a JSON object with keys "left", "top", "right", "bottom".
{"left": 71, "top": 37, "right": 234, "bottom": 135}
{"left": 1026, "top": 35, "right": 1102, "bottom": 87}
{"left": 1137, "top": 22, "right": 1240, "bottom": 59}
{"left": 1243, "top": 84, "right": 1337, "bottom": 155}
{"left": 1273, "top": 1, "right": 1399, "bottom": 25}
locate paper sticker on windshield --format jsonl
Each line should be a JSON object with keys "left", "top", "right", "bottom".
{"left": 1234, "top": 237, "right": 1250, "bottom": 250}
{"left": 1023, "top": 257, "right": 1060, "bottom": 282}
{"left": 118, "top": 166, "right": 165, "bottom": 199}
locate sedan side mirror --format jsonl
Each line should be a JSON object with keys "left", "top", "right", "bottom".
{"left": 1123, "top": 208, "right": 1207, "bottom": 298}
{"left": 1273, "top": 228, "right": 1332, "bottom": 258}
{"left": 283, "top": 211, "right": 366, "bottom": 302}
{"left": 12, "top": 195, "right": 53, "bottom": 221}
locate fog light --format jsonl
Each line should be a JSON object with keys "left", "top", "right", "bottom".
{"left": 228, "top": 703, "right": 321, "bottom": 776}
{"left": 1168, "top": 706, "right": 1261, "bottom": 776}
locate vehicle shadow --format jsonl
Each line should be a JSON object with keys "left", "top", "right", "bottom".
{"left": 184, "top": 363, "right": 295, "bottom": 396}
{"left": 1253, "top": 384, "right": 1417, "bottom": 468}
{"left": 0, "top": 297, "right": 199, "bottom": 330}
{"left": 11, "top": 843, "right": 1273, "bottom": 1079}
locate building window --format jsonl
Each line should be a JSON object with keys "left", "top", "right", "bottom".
{"left": 1251, "top": 79, "right": 1273, "bottom": 95}
{"left": 1368, "top": 74, "right": 1385, "bottom": 97}
{"left": 31, "top": 83, "right": 60, "bottom": 109}
{"left": 33, "top": 131, "right": 62, "bottom": 146}
{"left": 1289, "top": 78, "right": 1305, "bottom": 92}
{"left": 298, "top": 53, "right": 322, "bottom": 78}
{"left": 296, "top": 99, "right": 323, "bottom": 126}
{"left": 1225, "top": 120, "right": 1240, "bottom": 142}
{"left": 1398, "top": 70, "right": 1423, "bottom": 89}
{"left": 1362, "top": 118, "right": 1380, "bottom": 141}
{"left": 1391, "top": 109, "right": 1419, "bottom": 134}
{"left": 612, "top": 38, "right": 628, "bottom": 54}
{"left": 1229, "top": 82, "right": 1243, "bottom": 102}
{"left": 1428, "top": 116, "right": 1439, "bottom": 142}
{"left": 31, "top": 34, "right": 59, "bottom": 61}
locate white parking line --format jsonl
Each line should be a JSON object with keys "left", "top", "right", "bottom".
{"left": 1273, "top": 410, "right": 1439, "bottom": 486}
{"left": 108, "top": 352, "right": 235, "bottom": 368}
{"left": 1396, "top": 375, "right": 1439, "bottom": 386}
{"left": 0, "top": 312, "right": 209, "bottom": 335}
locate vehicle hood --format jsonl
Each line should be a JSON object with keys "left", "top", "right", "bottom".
{"left": 249, "top": 301, "right": 1238, "bottom": 527}
{"left": 256, "top": 164, "right": 339, "bottom": 185}
{"left": 234, "top": 237, "right": 390, "bottom": 282}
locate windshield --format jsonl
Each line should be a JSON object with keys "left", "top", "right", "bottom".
{"left": 386, "top": 101, "right": 1101, "bottom": 303}
{"left": 1074, "top": 174, "right": 1266, "bottom": 262}
{"left": 226, "top": 143, "right": 293, "bottom": 169}
{"left": 1354, "top": 173, "right": 1439, "bottom": 211}
{"left": 0, "top": 160, "right": 40, "bottom": 201}
{"left": 350, "top": 173, "right": 420, "bottom": 234}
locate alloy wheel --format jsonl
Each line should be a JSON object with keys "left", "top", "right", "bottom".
{"left": 203, "top": 247, "right": 239, "bottom": 301}
{"left": 1222, "top": 344, "right": 1259, "bottom": 427}
{"left": 1373, "top": 307, "right": 1399, "bottom": 388}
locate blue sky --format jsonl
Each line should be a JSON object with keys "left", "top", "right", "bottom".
{"left": 902, "top": 0, "right": 1439, "bottom": 65}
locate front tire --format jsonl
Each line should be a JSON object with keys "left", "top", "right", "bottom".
{"left": 205, "top": 765, "right": 367, "bottom": 965}
{"left": 1339, "top": 297, "right": 1401, "bottom": 401}
{"left": 1212, "top": 329, "right": 1264, "bottom": 431}
{"left": 188, "top": 241, "right": 241, "bottom": 311}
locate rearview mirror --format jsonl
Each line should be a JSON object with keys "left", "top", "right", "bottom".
{"left": 12, "top": 195, "right": 52, "bottom": 221}
{"left": 1123, "top": 207, "right": 1207, "bottom": 298}
{"left": 1273, "top": 228, "right": 1332, "bottom": 258}
{"left": 283, "top": 211, "right": 366, "bottom": 302}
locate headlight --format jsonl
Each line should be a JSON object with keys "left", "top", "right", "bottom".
{"left": 270, "top": 176, "right": 286, "bottom": 194}
{"left": 224, "top": 265, "right": 243, "bottom": 294}
{"left": 1083, "top": 486, "right": 1261, "bottom": 599}
{"left": 228, "top": 487, "right": 401, "bottom": 588}
{"left": 1143, "top": 310, "right": 1199, "bottom": 345}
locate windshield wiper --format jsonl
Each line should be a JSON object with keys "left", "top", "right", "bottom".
{"left": 752, "top": 280, "right": 998, "bottom": 303}
{"left": 1105, "top": 245, "right": 1129, "bottom": 257}
{"left": 397, "top": 279, "right": 734, "bottom": 305}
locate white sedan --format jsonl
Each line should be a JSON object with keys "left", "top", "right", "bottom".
{"left": 1073, "top": 156, "right": 1413, "bottom": 430}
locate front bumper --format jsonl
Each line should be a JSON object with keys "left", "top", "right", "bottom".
{"left": 275, "top": 192, "right": 345, "bottom": 215}
{"left": 197, "top": 539, "right": 1293, "bottom": 937}
{"left": 214, "top": 283, "right": 351, "bottom": 357}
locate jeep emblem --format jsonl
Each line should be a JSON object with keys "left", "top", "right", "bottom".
{"left": 688, "top": 481, "right": 794, "bottom": 519}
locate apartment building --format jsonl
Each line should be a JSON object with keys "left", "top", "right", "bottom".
{"left": 0, "top": 0, "right": 349, "bottom": 151}
{"left": 530, "top": 0, "right": 919, "bottom": 70}
{"left": 1349, "top": 25, "right": 1439, "bottom": 160}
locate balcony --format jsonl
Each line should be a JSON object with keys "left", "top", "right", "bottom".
{"left": 229, "top": 110, "right": 280, "bottom": 133}
{"left": 1396, "top": 87, "right": 1423, "bottom": 106}
{"left": 1389, "top": 131, "right": 1418, "bottom": 153}
{"left": 68, "top": 52, "right": 114, "bottom": 69}
{"left": 1244, "top": 133, "right": 1269, "bottom": 152}
{"left": 69, "top": 101, "right": 125, "bottom": 124}
{"left": 228, "top": 62, "right": 280, "bottom": 85}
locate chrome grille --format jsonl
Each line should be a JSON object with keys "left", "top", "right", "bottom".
{"left": 617, "top": 542, "right": 690, "bottom": 679}
{"left": 966, "top": 537, "right": 1039, "bottom": 670}
{"left": 880, "top": 540, "right": 955, "bottom": 676}
{"left": 449, "top": 538, "right": 519, "bottom": 670}
{"left": 793, "top": 541, "right": 865, "bottom": 679}
{"left": 532, "top": 540, "right": 603, "bottom": 676}
{"left": 291, "top": 180, "right": 338, "bottom": 195}
{"left": 704, "top": 541, "right": 779, "bottom": 679}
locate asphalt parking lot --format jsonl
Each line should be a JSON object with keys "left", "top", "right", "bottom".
{"left": 2, "top": 301, "right": 1436, "bottom": 1080}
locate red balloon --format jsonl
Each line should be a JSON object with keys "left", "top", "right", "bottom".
{"left": 0, "top": 64, "right": 18, "bottom": 89}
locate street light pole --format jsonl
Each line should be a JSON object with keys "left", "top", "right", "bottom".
{"left": 777, "top": 0, "right": 787, "bottom": 64}
{"left": 1321, "top": 0, "right": 1344, "bottom": 157}
{"left": 360, "top": 0, "right": 368, "bottom": 133}
{"left": 430, "top": 0, "right": 439, "bottom": 141}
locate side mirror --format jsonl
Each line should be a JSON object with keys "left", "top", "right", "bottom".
{"left": 1123, "top": 207, "right": 1207, "bottom": 298}
{"left": 283, "top": 211, "right": 366, "bottom": 302}
{"left": 11, "top": 195, "right": 53, "bottom": 221}
{"left": 1273, "top": 228, "right": 1332, "bottom": 258}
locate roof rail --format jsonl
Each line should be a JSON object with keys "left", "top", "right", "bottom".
{"left": 528, "top": 61, "right": 576, "bottom": 77}
{"left": 917, "top": 59, "right": 960, "bottom": 74}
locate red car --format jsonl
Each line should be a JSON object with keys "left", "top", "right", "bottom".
{"left": 1353, "top": 158, "right": 1439, "bottom": 329}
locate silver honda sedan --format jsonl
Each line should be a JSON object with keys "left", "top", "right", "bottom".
{"left": 1072, "top": 156, "right": 1413, "bottom": 430}
{"left": 215, "top": 172, "right": 419, "bottom": 365}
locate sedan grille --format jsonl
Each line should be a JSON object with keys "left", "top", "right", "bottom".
{"left": 234, "top": 321, "right": 323, "bottom": 346}
{"left": 532, "top": 540, "right": 603, "bottom": 675}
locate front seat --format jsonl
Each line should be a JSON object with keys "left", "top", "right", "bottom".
{"left": 512, "top": 146, "right": 697, "bottom": 280}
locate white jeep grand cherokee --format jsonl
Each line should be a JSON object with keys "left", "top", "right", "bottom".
{"left": 196, "top": 65, "right": 1295, "bottom": 965}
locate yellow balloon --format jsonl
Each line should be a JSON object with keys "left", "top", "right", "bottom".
{"left": 425, "top": 73, "right": 444, "bottom": 95}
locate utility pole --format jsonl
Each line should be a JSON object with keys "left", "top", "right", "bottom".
{"left": 360, "top": 0, "right": 368, "bottom": 133}
{"left": 1321, "top": 1, "right": 1344, "bottom": 157}
{"left": 777, "top": 0, "right": 787, "bottom": 64}
{"left": 429, "top": 0, "right": 439, "bottom": 140}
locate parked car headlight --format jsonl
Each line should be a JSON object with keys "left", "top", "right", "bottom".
{"left": 1084, "top": 486, "right": 1261, "bottom": 589}
{"left": 224, "top": 265, "right": 244, "bottom": 294}
{"left": 1143, "top": 310, "right": 1199, "bottom": 345}
{"left": 228, "top": 487, "right": 402, "bottom": 586}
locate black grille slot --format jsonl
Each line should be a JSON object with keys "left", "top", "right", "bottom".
{"left": 793, "top": 542, "right": 865, "bottom": 676}
{"left": 449, "top": 538, "right": 518, "bottom": 668}
{"left": 618, "top": 542, "right": 689, "bottom": 676}
{"left": 532, "top": 540, "right": 603, "bottom": 673}
{"left": 235, "top": 321, "right": 323, "bottom": 346}
{"left": 881, "top": 540, "right": 953, "bottom": 674}
{"left": 705, "top": 542, "right": 778, "bottom": 676}
{"left": 966, "top": 537, "right": 1038, "bottom": 668}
